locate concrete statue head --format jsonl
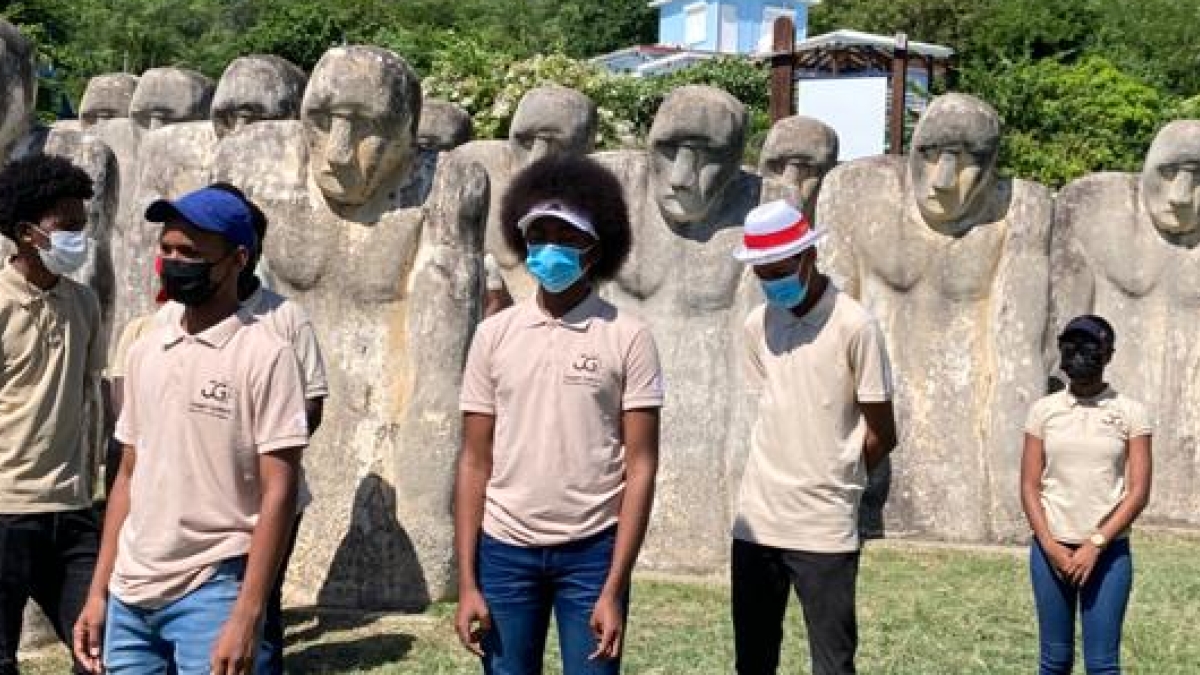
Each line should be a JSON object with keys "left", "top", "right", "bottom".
{"left": 301, "top": 45, "right": 421, "bottom": 212}
{"left": 0, "top": 20, "right": 36, "bottom": 159}
{"left": 417, "top": 100, "right": 472, "bottom": 152}
{"left": 129, "top": 67, "right": 215, "bottom": 133}
{"left": 1140, "top": 120, "right": 1200, "bottom": 240}
{"left": 508, "top": 85, "right": 596, "bottom": 168}
{"left": 647, "top": 85, "right": 747, "bottom": 227}
{"left": 908, "top": 93, "right": 1001, "bottom": 230}
{"left": 211, "top": 55, "right": 307, "bottom": 139}
{"left": 759, "top": 115, "right": 838, "bottom": 214}
{"left": 79, "top": 73, "right": 139, "bottom": 129}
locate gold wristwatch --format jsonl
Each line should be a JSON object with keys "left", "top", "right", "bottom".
{"left": 1089, "top": 532, "right": 1108, "bottom": 549}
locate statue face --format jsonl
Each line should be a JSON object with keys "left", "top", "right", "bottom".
{"left": 129, "top": 68, "right": 213, "bottom": 133}
{"left": 417, "top": 101, "right": 471, "bottom": 152}
{"left": 211, "top": 57, "right": 306, "bottom": 139}
{"left": 759, "top": 118, "right": 837, "bottom": 212}
{"left": 908, "top": 97, "right": 1000, "bottom": 228}
{"left": 1140, "top": 122, "right": 1200, "bottom": 236}
{"left": 647, "top": 93, "right": 744, "bottom": 226}
{"left": 79, "top": 74, "right": 138, "bottom": 129}
{"left": 508, "top": 87, "right": 595, "bottom": 169}
{"left": 0, "top": 22, "right": 35, "bottom": 156}
{"left": 302, "top": 49, "right": 418, "bottom": 209}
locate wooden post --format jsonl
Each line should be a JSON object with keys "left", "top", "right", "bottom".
{"left": 769, "top": 16, "right": 796, "bottom": 123}
{"left": 888, "top": 32, "right": 909, "bottom": 155}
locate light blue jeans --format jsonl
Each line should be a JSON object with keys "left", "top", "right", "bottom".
{"left": 1030, "top": 539, "right": 1132, "bottom": 675}
{"left": 104, "top": 558, "right": 249, "bottom": 674}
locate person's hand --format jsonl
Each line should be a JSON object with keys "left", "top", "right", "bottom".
{"left": 72, "top": 594, "right": 107, "bottom": 674}
{"left": 209, "top": 611, "right": 259, "bottom": 675}
{"left": 455, "top": 587, "right": 492, "bottom": 657}
{"left": 588, "top": 592, "right": 625, "bottom": 661}
{"left": 1066, "top": 542, "right": 1101, "bottom": 587}
{"left": 1044, "top": 541, "right": 1075, "bottom": 577}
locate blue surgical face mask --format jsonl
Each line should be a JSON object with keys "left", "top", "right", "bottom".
{"left": 525, "top": 243, "right": 590, "bottom": 294}
{"left": 760, "top": 274, "right": 807, "bottom": 309}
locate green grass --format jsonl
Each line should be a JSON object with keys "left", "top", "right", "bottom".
{"left": 21, "top": 532, "right": 1200, "bottom": 673}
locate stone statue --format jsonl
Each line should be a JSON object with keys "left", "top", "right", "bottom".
{"left": 211, "top": 55, "right": 307, "bottom": 139}
{"left": 593, "top": 85, "right": 762, "bottom": 570}
{"left": 79, "top": 73, "right": 139, "bottom": 129}
{"left": 128, "top": 67, "right": 214, "bottom": 133}
{"left": 207, "top": 45, "right": 483, "bottom": 609}
{"left": 0, "top": 20, "right": 36, "bottom": 161}
{"left": 417, "top": 99, "right": 472, "bottom": 152}
{"left": 818, "top": 93, "right": 1053, "bottom": 542}
{"left": 452, "top": 85, "right": 599, "bottom": 299}
{"left": 758, "top": 115, "right": 838, "bottom": 218}
{"left": 1053, "top": 119, "right": 1200, "bottom": 525}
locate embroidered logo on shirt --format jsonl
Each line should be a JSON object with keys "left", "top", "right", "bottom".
{"left": 565, "top": 352, "right": 604, "bottom": 387}
{"left": 189, "top": 379, "right": 238, "bottom": 420}
{"left": 1099, "top": 409, "right": 1129, "bottom": 437}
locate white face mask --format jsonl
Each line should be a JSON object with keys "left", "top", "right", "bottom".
{"left": 34, "top": 226, "right": 90, "bottom": 276}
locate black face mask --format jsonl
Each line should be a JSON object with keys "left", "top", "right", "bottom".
{"left": 161, "top": 255, "right": 230, "bottom": 307}
{"left": 1059, "top": 341, "right": 1107, "bottom": 382}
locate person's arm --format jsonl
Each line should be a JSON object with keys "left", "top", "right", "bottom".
{"left": 210, "top": 447, "right": 301, "bottom": 675}
{"left": 454, "top": 412, "right": 496, "bottom": 656}
{"left": 1020, "top": 432, "right": 1073, "bottom": 576}
{"left": 590, "top": 407, "right": 660, "bottom": 661}
{"left": 305, "top": 397, "right": 325, "bottom": 435}
{"left": 1064, "top": 433, "right": 1152, "bottom": 586}
{"left": 73, "top": 445, "right": 136, "bottom": 674}
{"left": 860, "top": 401, "right": 897, "bottom": 472}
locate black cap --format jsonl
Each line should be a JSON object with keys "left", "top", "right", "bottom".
{"left": 1059, "top": 315, "right": 1114, "bottom": 346}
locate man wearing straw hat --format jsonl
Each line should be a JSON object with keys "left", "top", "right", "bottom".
{"left": 729, "top": 199, "right": 897, "bottom": 675}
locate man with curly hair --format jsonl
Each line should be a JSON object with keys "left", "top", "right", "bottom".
{"left": 0, "top": 153, "right": 102, "bottom": 675}
{"left": 454, "top": 155, "right": 664, "bottom": 674}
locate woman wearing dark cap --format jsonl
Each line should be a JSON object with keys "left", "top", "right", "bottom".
{"left": 1020, "top": 315, "right": 1153, "bottom": 675}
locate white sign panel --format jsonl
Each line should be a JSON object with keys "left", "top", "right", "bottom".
{"left": 796, "top": 76, "right": 888, "bottom": 161}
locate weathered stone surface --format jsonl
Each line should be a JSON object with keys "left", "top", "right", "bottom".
{"left": 79, "top": 73, "right": 139, "bottom": 129}
{"left": 758, "top": 115, "right": 838, "bottom": 217}
{"left": 818, "top": 93, "right": 1053, "bottom": 542}
{"left": 418, "top": 99, "right": 472, "bottom": 152}
{"left": 129, "top": 67, "right": 214, "bottom": 133}
{"left": 208, "top": 44, "right": 485, "bottom": 610}
{"left": 595, "top": 85, "right": 761, "bottom": 571}
{"left": 1052, "top": 120, "right": 1200, "bottom": 526}
{"left": 0, "top": 20, "right": 35, "bottom": 160}
{"left": 212, "top": 55, "right": 307, "bottom": 139}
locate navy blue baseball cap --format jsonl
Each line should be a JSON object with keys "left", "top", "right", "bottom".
{"left": 146, "top": 186, "right": 257, "bottom": 252}
{"left": 1059, "top": 315, "right": 1115, "bottom": 346}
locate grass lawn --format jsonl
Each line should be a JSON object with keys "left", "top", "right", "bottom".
{"left": 20, "top": 531, "right": 1199, "bottom": 674}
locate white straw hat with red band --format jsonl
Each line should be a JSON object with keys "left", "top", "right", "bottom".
{"left": 733, "top": 200, "right": 826, "bottom": 265}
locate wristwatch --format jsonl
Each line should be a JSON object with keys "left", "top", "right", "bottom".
{"left": 1089, "top": 532, "right": 1108, "bottom": 549}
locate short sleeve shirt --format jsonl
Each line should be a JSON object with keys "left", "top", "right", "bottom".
{"left": 0, "top": 261, "right": 103, "bottom": 513}
{"left": 1024, "top": 387, "right": 1151, "bottom": 544}
{"left": 113, "top": 310, "right": 309, "bottom": 608}
{"left": 733, "top": 285, "right": 893, "bottom": 553}
{"left": 459, "top": 292, "right": 664, "bottom": 547}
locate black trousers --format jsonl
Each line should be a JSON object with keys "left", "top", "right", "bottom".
{"left": 0, "top": 509, "right": 99, "bottom": 675}
{"left": 731, "top": 538, "right": 860, "bottom": 675}
{"left": 258, "top": 514, "right": 302, "bottom": 675}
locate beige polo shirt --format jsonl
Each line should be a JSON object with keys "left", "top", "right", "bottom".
{"left": 460, "top": 292, "right": 664, "bottom": 547}
{"left": 1024, "top": 387, "right": 1151, "bottom": 544}
{"left": 0, "top": 261, "right": 103, "bottom": 513}
{"left": 113, "top": 310, "right": 309, "bottom": 608}
{"left": 158, "top": 286, "right": 328, "bottom": 510}
{"left": 107, "top": 313, "right": 156, "bottom": 379}
{"left": 733, "top": 285, "right": 893, "bottom": 553}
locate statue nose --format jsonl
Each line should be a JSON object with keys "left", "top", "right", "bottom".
{"left": 326, "top": 117, "right": 356, "bottom": 167}
{"left": 932, "top": 152, "right": 958, "bottom": 191}
{"left": 669, "top": 147, "right": 697, "bottom": 190}
{"left": 1168, "top": 171, "right": 1195, "bottom": 207}
{"left": 781, "top": 163, "right": 802, "bottom": 186}
{"left": 529, "top": 138, "right": 552, "bottom": 163}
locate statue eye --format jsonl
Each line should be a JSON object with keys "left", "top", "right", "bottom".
{"left": 1160, "top": 165, "right": 1179, "bottom": 181}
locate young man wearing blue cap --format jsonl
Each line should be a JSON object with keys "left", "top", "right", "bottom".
{"left": 0, "top": 154, "right": 102, "bottom": 675}
{"left": 730, "top": 200, "right": 897, "bottom": 675}
{"left": 73, "top": 185, "right": 309, "bottom": 675}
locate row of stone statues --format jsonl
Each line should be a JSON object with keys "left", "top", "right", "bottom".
{"left": 3, "top": 19, "right": 1197, "bottom": 611}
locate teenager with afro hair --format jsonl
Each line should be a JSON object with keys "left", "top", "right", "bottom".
{"left": 455, "top": 155, "right": 664, "bottom": 673}
{"left": 0, "top": 152, "right": 104, "bottom": 675}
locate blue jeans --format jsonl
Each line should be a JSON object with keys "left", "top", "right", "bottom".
{"left": 477, "top": 528, "right": 624, "bottom": 675}
{"left": 1030, "top": 539, "right": 1132, "bottom": 675}
{"left": 104, "top": 558, "right": 249, "bottom": 674}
